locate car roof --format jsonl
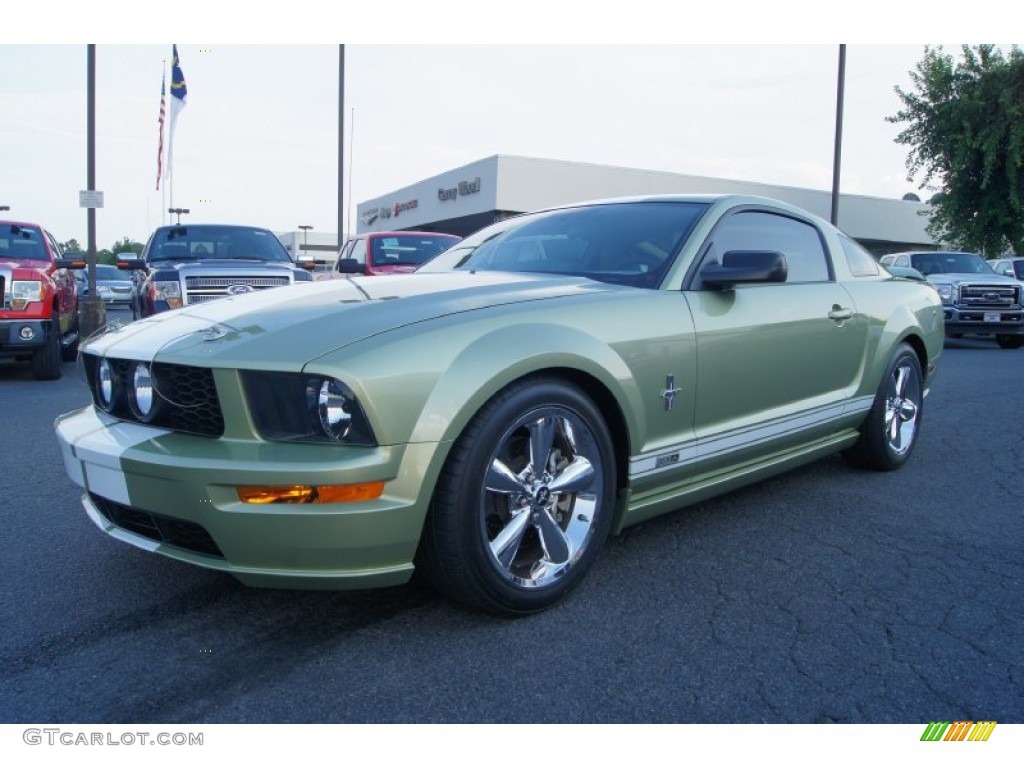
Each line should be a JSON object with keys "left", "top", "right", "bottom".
{"left": 1, "top": 220, "right": 44, "bottom": 230}
{"left": 151, "top": 223, "right": 273, "bottom": 233}
{"left": 362, "top": 231, "right": 461, "bottom": 238}
{"left": 886, "top": 250, "right": 982, "bottom": 257}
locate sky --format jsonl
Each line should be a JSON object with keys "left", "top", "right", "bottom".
{"left": 0, "top": 3, "right": 1010, "bottom": 248}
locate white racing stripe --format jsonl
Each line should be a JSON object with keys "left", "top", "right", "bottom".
{"left": 630, "top": 396, "right": 871, "bottom": 481}
{"left": 55, "top": 409, "right": 170, "bottom": 506}
{"left": 83, "top": 312, "right": 239, "bottom": 362}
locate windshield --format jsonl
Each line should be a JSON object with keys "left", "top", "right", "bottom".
{"left": 370, "top": 234, "right": 460, "bottom": 266}
{"left": 95, "top": 265, "right": 130, "bottom": 280}
{"left": 419, "top": 201, "right": 709, "bottom": 289}
{"left": 910, "top": 252, "right": 994, "bottom": 276}
{"left": 0, "top": 224, "right": 47, "bottom": 261}
{"left": 147, "top": 226, "right": 293, "bottom": 263}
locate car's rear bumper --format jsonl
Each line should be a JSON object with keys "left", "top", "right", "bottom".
{"left": 54, "top": 406, "right": 434, "bottom": 589}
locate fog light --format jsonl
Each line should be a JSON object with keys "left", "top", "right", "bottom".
{"left": 19, "top": 326, "right": 35, "bottom": 341}
{"left": 129, "top": 362, "right": 156, "bottom": 420}
{"left": 97, "top": 358, "right": 115, "bottom": 410}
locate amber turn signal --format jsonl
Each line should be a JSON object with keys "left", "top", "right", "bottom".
{"left": 237, "top": 481, "right": 385, "bottom": 505}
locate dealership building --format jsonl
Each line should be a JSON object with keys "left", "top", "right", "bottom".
{"left": 283, "top": 154, "right": 935, "bottom": 264}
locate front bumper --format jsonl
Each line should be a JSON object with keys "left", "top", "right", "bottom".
{"left": 55, "top": 406, "right": 437, "bottom": 589}
{"left": 0, "top": 318, "right": 48, "bottom": 356}
{"left": 943, "top": 306, "right": 1024, "bottom": 335}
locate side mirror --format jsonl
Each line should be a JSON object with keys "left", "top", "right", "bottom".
{"left": 701, "top": 250, "right": 788, "bottom": 289}
{"left": 887, "top": 266, "right": 927, "bottom": 282}
{"left": 55, "top": 256, "right": 87, "bottom": 270}
{"left": 298, "top": 260, "right": 317, "bottom": 271}
{"left": 115, "top": 258, "right": 147, "bottom": 271}
{"left": 335, "top": 258, "right": 363, "bottom": 274}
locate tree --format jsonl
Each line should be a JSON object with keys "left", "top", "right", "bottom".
{"left": 889, "top": 45, "right": 1024, "bottom": 256}
{"left": 111, "top": 235, "right": 144, "bottom": 255}
{"left": 60, "top": 238, "right": 82, "bottom": 254}
{"left": 97, "top": 236, "right": 145, "bottom": 265}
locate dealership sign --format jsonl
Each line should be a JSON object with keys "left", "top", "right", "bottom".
{"left": 438, "top": 177, "right": 481, "bottom": 203}
{"left": 361, "top": 197, "right": 419, "bottom": 225}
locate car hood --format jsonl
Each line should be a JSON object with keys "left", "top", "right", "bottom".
{"left": 95, "top": 279, "right": 134, "bottom": 288}
{"left": 0, "top": 258, "right": 50, "bottom": 276}
{"left": 84, "top": 271, "right": 617, "bottom": 368}
{"left": 147, "top": 258, "right": 298, "bottom": 271}
{"left": 369, "top": 264, "right": 418, "bottom": 275}
{"left": 925, "top": 272, "right": 1019, "bottom": 285}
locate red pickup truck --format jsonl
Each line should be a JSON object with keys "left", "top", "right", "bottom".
{"left": 315, "top": 231, "right": 461, "bottom": 280}
{"left": 0, "top": 221, "right": 79, "bottom": 379}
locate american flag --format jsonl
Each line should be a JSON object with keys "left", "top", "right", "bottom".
{"left": 156, "top": 70, "right": 166, "bottom": 190}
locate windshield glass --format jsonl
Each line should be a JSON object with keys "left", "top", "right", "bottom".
{"left": 147, "top": 226, "right": 293, "bottom": 262}
{"left": 0, "top": 224, "right": 47, "bottom": 261}
{"left": 95, "top": 265, "right": 130, "bottom": 280}
{"left": 910, "top": 252, "right": 993, "bottom": 276}
{"left": 370, "top": 234, "right": 460, "bottom": 266}
{"left": 419, "top": 201, "right": 709, "bottom": 289}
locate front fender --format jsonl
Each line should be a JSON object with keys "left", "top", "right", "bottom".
{"left": 308, "top": 315, "right": 646, "bottom": 520}
{"left": 411, "top": 321, "right": 644, "bottom": 448}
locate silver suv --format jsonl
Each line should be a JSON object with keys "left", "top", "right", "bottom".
{"left": 880, "top": 251, "right": 1024, "bottom": 349}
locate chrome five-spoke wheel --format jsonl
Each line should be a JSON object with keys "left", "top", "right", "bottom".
{"left": 883, "top": 358, "right": 920, "bottom": 457}
{"left": 844, "top": 342, "right": 924, "bottom": 471}
{"left": 483, "top": 408, "right": 603, "bottom": 589}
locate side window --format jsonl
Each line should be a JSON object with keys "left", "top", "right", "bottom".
{"left": 708, "top": 210, "right": 830, "bottom": 284}
{"left": 894, "top": 255, "right": 909, "bottom": 268}
{"left": 349, "top": 238, "right": 367, "bottom": 266}
{"left": 838, "top": 234, "right": 879, "bottom": 277}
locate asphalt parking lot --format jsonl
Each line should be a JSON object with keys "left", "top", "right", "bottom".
{"left": 1, "top": 320, "right": 1021, "bottom": 724}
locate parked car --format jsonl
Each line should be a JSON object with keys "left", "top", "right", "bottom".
{"left": 880, "top": 251, "right": 1024, "bottom": 349}
{"left": 75, "top": 263, "right": 135, "bottom": 306}
{"left": 120, "top": 224, "right": 315, "bottom": 318}
{"left": 56, "top": 195, "right": 944, "bottom": 614}
{"left": 0, "top": 220, "right": 79, "bottom": 379}
{"left": 988, "top": 256, "right": 1024, "bottom": 280}
{"left": 317, "top": 231, "right": 460, "bottom": 280}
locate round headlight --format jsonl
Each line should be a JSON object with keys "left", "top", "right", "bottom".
{"left": 130, "top": 362, "right": 156, "bottom": 420}
{"left": 97, "top": 358, "right": 115, "bottom": 410}
{"left": 317, "top": 379, "right": 352, "bottom": 440}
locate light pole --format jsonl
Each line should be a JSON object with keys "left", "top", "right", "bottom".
{"left": 168, "top": 207, "right": 190, "bottom": 224}
{"left": 298, "top": 224, "right": 313, "bottom": 258}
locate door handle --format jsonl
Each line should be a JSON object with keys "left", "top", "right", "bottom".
{"left": 828, "top": 306, "right": 854, "bottom": 322}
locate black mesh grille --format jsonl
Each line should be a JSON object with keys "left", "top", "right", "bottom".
{"left": 83, "top": 354, "right": 224, "bottom": 437}
{"left": 90, "top": 493, "right": 224, "bottom": 558}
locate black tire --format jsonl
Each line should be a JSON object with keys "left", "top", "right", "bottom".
{"left": 417, "top": 377, "right": 616, "bottom": 615}
{"left": 31, "top": 318, "right": 63, "bottom": 381}
{"left": 995, "top": 335, "right": 1023, "bottom": 350}
{"left": 844, "top": 343, "right": 922, "bottom": 471}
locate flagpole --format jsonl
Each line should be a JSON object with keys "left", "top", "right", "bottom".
{"left": 161, "top": 60, "right": 167, "bottom": 225}
{"left": 168, "top": 44, "right": 187, "bottom": 220}
{"left": 346, "top": 107, "right": 355, "bottom": 239}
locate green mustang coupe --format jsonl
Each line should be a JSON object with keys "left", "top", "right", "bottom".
{"left": 55, "top": 195, "right": 944, "bottom": 614}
